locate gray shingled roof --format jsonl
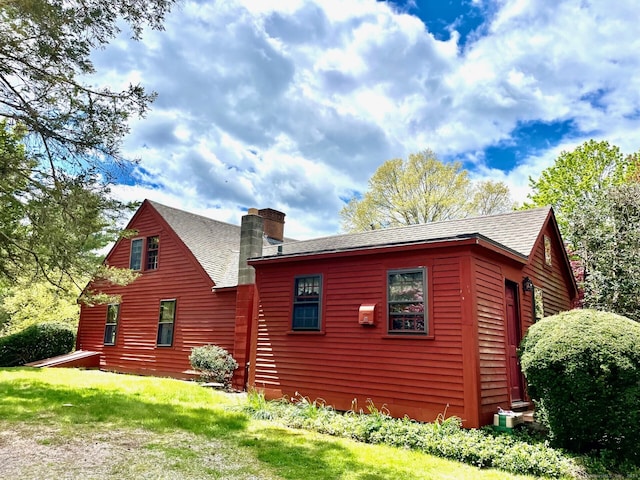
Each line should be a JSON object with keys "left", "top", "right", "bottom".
{"left": 261, "top": 207, "right": 552, "bottom": 260}
{"left": 149, "top": 201, "right": 243, "bottom": 288}
{"left": 149, "top": 200, "right": 552, "bottom": 283}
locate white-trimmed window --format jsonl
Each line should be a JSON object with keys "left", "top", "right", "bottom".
{"left": 157, "top": 299, "right": 176, "bottom": 346}
{"left": 292, "top": 275, "right": 322, "bottom": 330}
{"left": 387, "top": 268, "right": 427, "bottom": 334}
{"left": 104, "top": 304, "right": 119, "bottom": 345}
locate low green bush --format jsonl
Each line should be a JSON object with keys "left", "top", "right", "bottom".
{"left": 189, "top": 344, "right": 237, "bottom": 387}
{"left": 244, "top": 392, "right": 580, "bottom": 478}
{"left": 519, "top": 309, "right": 640, "bottom": 463}
{"left": 0, "top": 322, "right": 75, "bottom": 366}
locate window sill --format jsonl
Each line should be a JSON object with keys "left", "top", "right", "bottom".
{"left": 382, "top": 333, "right": 434, "bottom": 340}
{"left": 286, "top": 330, "right": 326, "bottom": 335}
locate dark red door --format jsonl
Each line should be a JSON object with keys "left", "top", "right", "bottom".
{"left": 505, "top": 282, "right": 524, "bottom": 403}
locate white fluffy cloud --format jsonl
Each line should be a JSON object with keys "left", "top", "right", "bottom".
{"left": 94, "top": 0, "right": 640, "bottom": 237}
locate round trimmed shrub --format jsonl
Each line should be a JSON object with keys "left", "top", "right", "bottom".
{"left": 519, "top": 309, "right": 640, "bottom": 461}
{"left": 0, "top": 322, "right": 76, "bottom": 366}
{"left": 189, "top": 344, "right": 238, "bottom": 387}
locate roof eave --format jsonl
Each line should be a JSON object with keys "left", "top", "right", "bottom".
{"left": 249, "top": 233, "right": 528, "bottom": 266}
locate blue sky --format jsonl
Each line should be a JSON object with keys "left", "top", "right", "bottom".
{"left": 388, "top": 0, "right": 486, "bottom": 44}
{"left": 91, "top": 0, "right": 640, "bottom": 238}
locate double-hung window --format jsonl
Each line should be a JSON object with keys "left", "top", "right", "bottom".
{"left": 129, "top": 236, "right": 159, "bottom": 271}
{"left": 130, "top": 239, "right": 143, "bottom": 270}
{"left": 388, "top": 268, "right": 427, "bottom": 334}
{"left": 292, "top": 275, "right": 322, "bottom": 330}
{"left": 157, "top": 299, "right": 176, "bottom": 346}
{"left": 146, "top": 236, "right": 159, "bottom": 270}
{"left": 104, "top": 304, "right": 120, "bottom": 345}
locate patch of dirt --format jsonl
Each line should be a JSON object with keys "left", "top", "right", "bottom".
{"left": 0, "top": 424, "right": 274, "bottom": 479}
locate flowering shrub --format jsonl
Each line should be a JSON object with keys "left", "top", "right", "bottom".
{"left": 189, "top": 345, "right": 237, "bottom": 388}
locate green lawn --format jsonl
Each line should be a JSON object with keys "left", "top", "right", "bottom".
{"left": 0, "top": 368, "right": 538, "bottom": 479}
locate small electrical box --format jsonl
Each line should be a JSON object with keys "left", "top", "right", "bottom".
{"left": 493, "top": 412, "right": 524, "bottom": 432}
{"left": 358, "top": 304, "right": 376, "bottom": 325}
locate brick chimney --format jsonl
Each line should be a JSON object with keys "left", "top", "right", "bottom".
{"left": 237, "top": 208, "right": 263, "bottom": 285}
{"left": 258, "top": 208, "right": 286, "bottom": 243}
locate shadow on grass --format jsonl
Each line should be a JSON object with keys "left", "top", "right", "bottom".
{"left": 241, "top": 426, "right": 418, "bottom": 480}
{"left": 0, "top": 372, "right": 246, "bottom": 438}
{"left": 0, "top": 368, "right": 427, "bottom": 479}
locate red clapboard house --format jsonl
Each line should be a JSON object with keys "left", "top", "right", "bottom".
{"left": 75, "top": 201, "right": 575, "bottom": 428}
{"left": 76, "top": 200, "right": 286, "bottom": 388}
{"left": 247, "top": 206, "right": 577, "bottom": 428}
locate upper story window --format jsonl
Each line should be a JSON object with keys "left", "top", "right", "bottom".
{"left": 292, "top": 275, "right": 322, "bottom": 330}
{"left": 388, "top": 268, "right": 427, "bottom": 335}
{"left": 157, "top": 299, "right": 176, "bottom": 346}
{"left": 129, "top": 236, "right": 159, "bottom": 271}
{"left": 104, "top": 303, "right": 119, "bottom": 345}
{"left": 130, "top": 238, "right": 143, "bottom": 270}
{"left": 146, "top": 236, "right": 159, "bottom": 270}
{"left": 544, "top": 235, "right": 552, "bottom": 267}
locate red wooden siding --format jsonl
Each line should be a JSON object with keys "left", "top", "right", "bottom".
{"left": 76, "top": 203, "right": 237, "bottom": 378}
{"left": 252, "top": 248, "right": 473, "bottom": 424}
{"left": 522, "top": 222, "right": 574, "bottom": 328}
{"left": 471, "top": 217, "right": 575, "bottom": 425}
{"left": 474, "top": 257, "right": 510, "bottom": 423}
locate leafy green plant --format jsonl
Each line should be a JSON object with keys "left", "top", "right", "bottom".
{"left": 0, "top": 322, "right": 75, "bottom": 366}
{"left": 243, "top": 392, "right": 580, "bottom": 478}
{"left": 519, "top": 309, "right": 640, "bottom": 463}
{"left": 189, "top": 345, "right": 238, "bottom": 388}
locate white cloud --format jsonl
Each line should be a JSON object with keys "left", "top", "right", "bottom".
{"left": 90, "top": 0, "right": 640, "bottom": 238}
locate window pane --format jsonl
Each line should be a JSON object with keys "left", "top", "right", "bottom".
{"left": 293, "top": 304, "right": 319, "bottom": 329}
{"left": 389, "top": 302, "right": 424, "bottom": 313}
{"left": 158, "top": 300, "right": 176, "bottom": 346}
{"left": 388, "top": 269, "right": 427, "bottom": 334}
{"left": 533, "top": 287, "right": 544, "bottom": 321}
{"left": 388, "top": 272, "right": 424, "bottom": 301}
{"left": 292, "top": 275, "right": 321, "bottom": 330}
{"left": 159, "top": 300, "right": 176, "bottom": 323}
{"left": 390, "top": 314, "right": 425, "bottom": 332}
{"left": 544, "top": 236, "right": 552, "bottom": 266}
{"left": 146, "top": 236, "right": 159, "bottom": 270}
{"left": 295, "top": 276, "right": 320, "bottom": 300}
{"left": 130, "top": 239, "right": 143, "bottom": 270}
{"left": 157, "top": 323, "right": 174, "bottom": 345}
{"left": 104, "top": 325, "right": 117, "bottom": 345}
{"left": 104, "top": 304, "right": 119, "bottom": 345}
{"left": 106, "top": 304, "right": 119, "bottom": 324}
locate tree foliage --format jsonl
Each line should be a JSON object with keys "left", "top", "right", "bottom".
{"left": 0, "top": 275, "right": 80, "bottom": 336}
{"left": 570, "top": 182, "right": 640, "bottom": 321}
{"left": 525, "top": 140, "right": 639, "bottom": 240}
{"left": 0, "top": 121, "right": 126, "bottom": 288}
{"left": 470, "top": 180, "right": 516, "bottom": 216}
{"left": 525, "top": 140, "right": 640, "bottom": 320}
{"left": 340, "top": 150, "right": 514, "bottom": 232}
{"left": 0, "top": 0, "right": 176, "bottom": 290}
{"left": 1, "top": 0, "right": 174, "bottom": 163}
